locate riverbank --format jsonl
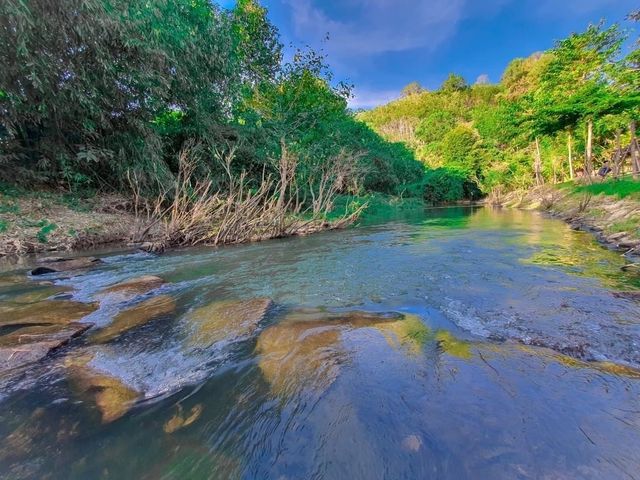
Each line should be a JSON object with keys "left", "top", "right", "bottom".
{"left": 3, "top": 206, "right": 640, "bottom": 479}
{"left": 498, "top": 180, "right": 640, "bottom": 260}
{"left": 0, "top": 188, "right": 143, "bottom": 256}
{"left": 0, "top": 186, "right": 421, "bottom": 258}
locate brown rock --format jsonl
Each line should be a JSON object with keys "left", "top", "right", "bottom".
{"left": 90, "top": 295, "right": 176, "bottom": 343}
{"left": 402, "top": 434, "right": 423, "bottom": 452}
{"left": 67, "top": 357, "right": 142, "bottom": 423}
{"left": 185, "top": 298, "right": 273, "bottom": 347}
{"left": 97, "top": 275, "right": 165, "bottom": 301}
{"left": 0, "top": 323, "right": 92, "bottom": 373}
{"left": 0, "top": 300, "right": 97, "bottom": 327}
{"left": 163, "top": 404, "right": 203, "bottom": 434}
{"left": 256, "top": 310, "right": 430, "bottom": 397}
{"left": 30, "top": 257, "right": 103, "bottom": 276}
{"left": 257, "top": 321, "right": 342, "bottom": 397}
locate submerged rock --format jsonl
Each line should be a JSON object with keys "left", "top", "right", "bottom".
{"left": 435, "top": 330, "right": 473, "bottom": 359}
{"left": 0, "top": 323, "right": 92, "bottom": 373}
{"left": 0, "top": 300, "right": 97, "bottom": 327}
{"left": 163, "top": 404, "right": 203, "bottom": 434}
{"left": 90, "top": 295, "right": 176, "bottom": 344}
{"left": 184, "top": 298, "right": 273, "bottom": 347}
{"left": 551, "top": 352, "right": 640, "bottom": 379}
{"left": 2, "top": 285, "right": 73, "bottom": 305}
{"left": 66, "top": 355, "right": 142, "bottom": 423}
{"left": 257, "top": 321, "right": 342, "bottom": 397}
{"left": 30, "top": 257, "right": 103, "bottom": 276}
{"left": 256, "top": 310, "right": 430, "bottom": 396}
{"left": 96, "top": 275, "right": 165, "bottom": 301}
{"left": 612, "top": 291, "right": 640, "bottom": 301}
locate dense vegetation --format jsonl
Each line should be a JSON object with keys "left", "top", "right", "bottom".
{"left": 0, "top": 0, "right": 422, "bottom": 199}
{"left": 360, "top": 13, "right": 640, "bottom": 203}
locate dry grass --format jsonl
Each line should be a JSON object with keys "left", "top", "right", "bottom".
{"left": 0, "top": 193, "right": 139, "bottom": 256}
{"left": 133, "top": 142, "right": 367, "bottom": 252}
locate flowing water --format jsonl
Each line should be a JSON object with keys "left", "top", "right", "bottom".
{"left": 1, "top": 207, "right": 640, "bottom": 479}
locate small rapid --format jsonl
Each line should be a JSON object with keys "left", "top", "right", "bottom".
{"left": 1, "top": 206, "right": 640, "bottom": 479}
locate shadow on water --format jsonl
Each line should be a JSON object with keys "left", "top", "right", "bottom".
{"left": 1, "top": 207, "right": 640, "bottom": 479}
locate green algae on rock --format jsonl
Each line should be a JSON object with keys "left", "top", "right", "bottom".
{"left": 90, "top": 295, "right": 176, "bottom": 344}
{"left": 96, "top": 275, "right": 165, "bottom": 301}
{"left": 0, "top": 300, "right": 97, "bottom": 327}
{"left": 184, "top": 298, "right": 273, "bottom": 348}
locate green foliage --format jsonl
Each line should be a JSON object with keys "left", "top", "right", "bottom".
{"left": 422, "top": 168, "right": 481, "bottom": 204}
{"left": 360, "top": 13, "right": 640, "bottom": 202}
{"left": 0, "top": 0, "right": 419, "bottom": 203}
{"left": 0, "top": 219, "right": 8, "bottom": 233}
{"left": 402, "top": 82, "right": 426, "bottom": 97}
{"left": 571, "top": 179, "right": 640, "bottom": 199}
{"left": 36, "top": 221, "right": 57, "bottom": 243}
{"left": 440, "top": 74, "right": 468, "bottom": 93}
{"left": 441, "top": 125, "right": 480, "bottom": 174}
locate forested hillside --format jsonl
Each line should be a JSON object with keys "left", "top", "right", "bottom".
{"left": 360, "top": 13, "right": 640, "bottom": 203}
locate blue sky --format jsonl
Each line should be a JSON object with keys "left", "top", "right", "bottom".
{"left": 221, "top": 0, "right": 638, "bottom": 109}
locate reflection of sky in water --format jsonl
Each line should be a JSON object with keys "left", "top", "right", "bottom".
{"left": 1, "top": 207, "right": 640, "bottom": 479}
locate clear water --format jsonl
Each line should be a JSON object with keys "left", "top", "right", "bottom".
{"left": 1, "top": 207, "right": 640, "bottom": 479}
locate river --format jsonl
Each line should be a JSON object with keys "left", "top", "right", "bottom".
{"left": 1, "top": 206, "right": 639, "bottom": 479}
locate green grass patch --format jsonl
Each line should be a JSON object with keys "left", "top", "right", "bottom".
{"left": 0, "top": 219, "right": 8, "bottom": 233}
{"left": 0, "top": 201, "right": 19, "bottom": 214}
{"left": 609, "top": 219, "right": 640, "bottom": 234}
{"left": 571, "top": 178, "right": 640, "bottom": 199}
{"left": 36, "top": 221, "right": 58, "bottom": 243}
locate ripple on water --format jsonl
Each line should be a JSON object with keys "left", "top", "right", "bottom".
{"left": 0, "top": 207, "right": 640, "bottom": 479}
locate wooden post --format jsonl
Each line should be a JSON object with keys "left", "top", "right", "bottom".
{"left": 567, "top": 131, "right": 574, "bottom": 180}
{"left": 613, "top": 129, "right": 622, "bottom": 177}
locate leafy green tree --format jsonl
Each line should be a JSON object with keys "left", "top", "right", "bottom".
{"left": 402, "top": 82, "right": 426, "bottom": 97}
{"left": 440, "top": 74, "right": 468, "bottom": 93}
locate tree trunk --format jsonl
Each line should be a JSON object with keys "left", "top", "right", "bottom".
{"left": 585, "top": 119, "right": 593, "bottom": 179}
{"left": 631, "top": 120, "right": 639, "bottom": 179}
{"left": 567, "top": 131, "right": 574, "bottom": 180}
{"left": 613, "top": 129, "right": 622, "bottom": 177}
{"left": 534, "top": 137, "right": 544, "bottom": 186}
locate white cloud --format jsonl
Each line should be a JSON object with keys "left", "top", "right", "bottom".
{"left": 348, "top": 87, "right": 400, "bottom": 110}
{"left": 284, "top": 0, "right": 467, "bottom": 58}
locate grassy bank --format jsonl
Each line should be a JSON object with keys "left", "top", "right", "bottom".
{"left": 503, "top": 178, "right": 640, "bottom": 256}
{"left": 0, "top": 185, "right": 144, "bottom": 256}
{"left": 0, "top": 183, "right": 425, "bottom": 257}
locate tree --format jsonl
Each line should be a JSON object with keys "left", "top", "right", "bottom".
{"left": 402, "top": 82, "right": 426, "bottom": 97}
{"left": 440, "top": 74, "right": 468, "bottom": 93}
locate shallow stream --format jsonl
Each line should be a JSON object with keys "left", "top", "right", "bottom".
{"left": 1, "top": 207, "right": 640, "bottom": 479}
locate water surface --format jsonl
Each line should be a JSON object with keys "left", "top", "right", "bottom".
{"left": 1, "top": 207, "right": 640, "bottom": 479}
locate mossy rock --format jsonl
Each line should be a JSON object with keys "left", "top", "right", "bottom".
{"left": 0, "top": 300, "right": 97, "bottom": 327}
{"left": 90, "top": 295, "right": 176, "bottom": 344}
{"left": 256, "top": 310, "right": 430, "bottom": 397}
{"left": 67, "top": 356, "right": 142, "bottom": 423}
{"left": 184, "top": 298, "right": 273, "bottom": 347}
{"left": 96, "top": 275, "right": 165, "bottom": 301}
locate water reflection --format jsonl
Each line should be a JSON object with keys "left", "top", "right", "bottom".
{"left": 0, "top": 207, "right": 640, "bottom": 479}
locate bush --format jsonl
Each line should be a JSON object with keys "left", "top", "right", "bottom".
{"left": 422, "top": 168, "right": 481, "bottom": 204}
